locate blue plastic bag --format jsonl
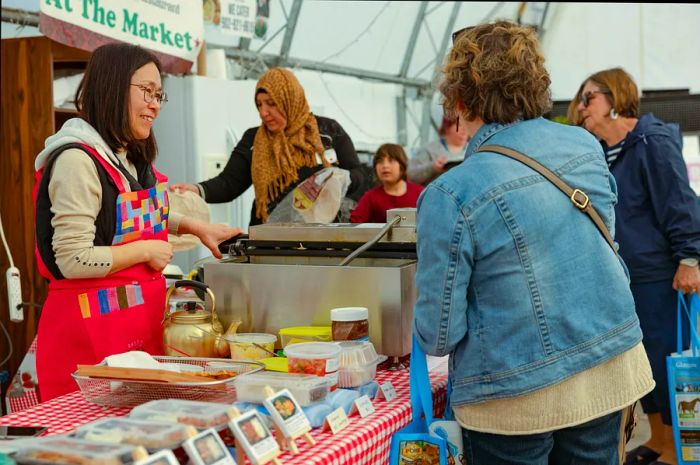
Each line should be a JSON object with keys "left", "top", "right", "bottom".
{"left": 668, "top": 292, "right": 700, "bottom": 464}
{"left": 388, "top": 335, "right": 464, "bottom": 465}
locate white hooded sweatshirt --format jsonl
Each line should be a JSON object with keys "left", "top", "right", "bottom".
{"left": 36, "top": 118, "right": 179, "bottom": 279}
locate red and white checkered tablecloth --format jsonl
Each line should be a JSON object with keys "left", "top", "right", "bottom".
{"left": 0, "top": 364, "right": 448, "bottom": 465}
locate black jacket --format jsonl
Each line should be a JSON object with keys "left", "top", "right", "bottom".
{"left": 199, "top": 116, "right": 365, "bottom": 225}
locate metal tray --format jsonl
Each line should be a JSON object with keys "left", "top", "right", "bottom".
{"left": 71, "top": 356, "right": 263, "bottom": 408}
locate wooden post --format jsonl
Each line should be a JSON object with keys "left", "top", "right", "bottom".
{"left": 197, "top": 40, "right": 207, "bottom": 76}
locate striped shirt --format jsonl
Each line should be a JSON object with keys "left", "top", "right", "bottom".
{"left": 606, "top": 140, "right": 625, "bottom": 167}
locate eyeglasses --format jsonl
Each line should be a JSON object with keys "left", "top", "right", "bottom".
{"left": 579, "top": 90, "right": 609, "bottom": 108}
{"left": 131, "top": 84, "right": 168, "bottom": 105}
{"left": 452, "top": 25, "right": 476, "bottom": 44}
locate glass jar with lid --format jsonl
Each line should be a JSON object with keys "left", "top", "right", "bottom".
{"left": 331, "top": 307, "right": 369, "bottom": 342}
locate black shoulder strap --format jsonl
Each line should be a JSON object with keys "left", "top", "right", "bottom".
{"left": 476, "top": 144, "right": 618, "bottom": 254}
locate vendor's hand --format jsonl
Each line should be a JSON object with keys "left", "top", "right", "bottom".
{"left": 673, "top": 263, "right": 700, "bottom": 294}
{"left": 142, "top": 240, "right": 173, "bottom": 271}
{"left": 169, "top": 183, "right": 199, "bottom": 195}
{"left": 432, "top": 155, "right": 447, "bottom": 173}
{"left": 196, "top": 223, "right": 244, "bottom": 259}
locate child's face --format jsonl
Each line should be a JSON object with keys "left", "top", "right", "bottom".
{"left": 375, "top": 156, "right": 402, "bottom": 185}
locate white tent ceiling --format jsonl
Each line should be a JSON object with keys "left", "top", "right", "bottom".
{"left": 3, "top": 1, "right": 699, "bottom": 149}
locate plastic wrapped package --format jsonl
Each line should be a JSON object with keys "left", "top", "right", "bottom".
{"left": 336, "top": 341, "right": 383, "bottom": 388}
{"left": 326, "top": 389, "right": 361, "bottom": 414}
{"left": 350, "top": 380, "right": 380, "bottom": 398}
{"left": 129, "top": 399, "right": 235, "bottom": 431}
{"left": 74, "top": 418, "right": 196, "bottom": 452}
{"left": 234, "top": 371, "right": 330, "bottom": 406}
{"left": 12, "top": 436, "right": 148, "bottom": 465}
{"left": 300, "top": 403, "right": 335, "bottom": 429}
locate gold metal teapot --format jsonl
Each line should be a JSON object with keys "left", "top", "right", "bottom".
{"left": 162, "top": 280, "right": 239, "bottom": 358}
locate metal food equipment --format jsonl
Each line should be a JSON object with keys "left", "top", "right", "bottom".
{"left": 203, "top": 209, "right": 417, "bottom": 357}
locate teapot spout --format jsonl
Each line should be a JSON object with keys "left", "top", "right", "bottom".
{"left": 224, "top": 320, "right": 242, "bottom": 337}
{"left": 215, "top": 319, "right": 242, "bottom": 358}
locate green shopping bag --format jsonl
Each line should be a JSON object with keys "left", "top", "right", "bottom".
{"left": 668, "top": 292, "right": 700, "bottom": 464}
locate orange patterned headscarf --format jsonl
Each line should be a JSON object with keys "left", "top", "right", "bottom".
{"left": 252, "top": 68, "right": 327, "bottom": 221}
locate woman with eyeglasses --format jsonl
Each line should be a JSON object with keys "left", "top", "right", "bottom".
{"left": 413, "top": 22, "right": 654, "bottom": 464}
{"left": 569, "top": 67, "right": 700, "bottom": 465}
{"left": 169, "top": 67, "right": 366, "bottom": 225}
{"left": 33, "top": 43, "right": 242, "bottom": 401}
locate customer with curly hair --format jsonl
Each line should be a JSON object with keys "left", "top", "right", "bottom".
{"left": 413, "top": 21, "right": 654, "bottom": 464}
{"left": 569, "top": 67, "right": 700, "bottom": 465}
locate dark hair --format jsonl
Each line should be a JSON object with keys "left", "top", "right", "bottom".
{"left": 373, "top": 144, "right": 408, "bottom": 182}
{"left": 440, "top": 20, "right": 552, "bottom": 124}
{"left": 75, "top": 43, "right": 162, "bottom": 163}
{"left": 567, "top": 67, "right": 640, "bottom": 126}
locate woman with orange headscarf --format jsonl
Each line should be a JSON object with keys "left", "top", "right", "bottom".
{"left": 171, "top": 67, "right": 365, "bottom": 225}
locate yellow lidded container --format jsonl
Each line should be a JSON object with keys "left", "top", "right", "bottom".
{"left": 279, "top": 326, "right": 332, "bottom": 347}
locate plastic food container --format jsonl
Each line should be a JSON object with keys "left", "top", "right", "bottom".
{"left": 285, "top": 342, "right": 342, "bottom": 389}
{"left": 228, "top": 333, "right": 277, "bottom": 361}
{"left": 74, "top": 417, "right": 197, "bottom": 452}
{"left": 259, "top": 357, "right": 289, "bottom": 372}
{"left": 234, "top": 371, "right": 331, "bottom": 405}
{"left": 336, "top": 341, "right": 381, "bottom": 388}
{"left": 331, "top": 307, "right": 369, "bottom": 341}
{"left": 279, "top": 326, "right": 332, "bottom": 347}
{"left": 129, "top": 399, "right": 236, "bottom": 431}
{"left": 13, "top": 436, "right": 148, "bottom": 465}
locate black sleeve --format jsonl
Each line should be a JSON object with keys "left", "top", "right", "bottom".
{"left": 318, "top": 116, "right": 366, "bottom": 200}
{"left": 200, "top": 127, "right": 257, "bottom": 203}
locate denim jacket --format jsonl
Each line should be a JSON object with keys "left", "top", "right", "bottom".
{"left": 413, "top": 117, "right": 643, "bottom": 406}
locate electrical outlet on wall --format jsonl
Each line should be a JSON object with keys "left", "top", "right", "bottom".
{"left": 6, "top": 267, "right": 23, "bottom": 322}
{"left": 202, "top": 156, "right": 227, "bottom": 180}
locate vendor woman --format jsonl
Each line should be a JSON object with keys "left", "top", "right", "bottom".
{"left": 34, "top": 43, "right": 241, "bottom": 401}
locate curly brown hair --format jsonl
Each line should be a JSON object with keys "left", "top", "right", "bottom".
{"left": 440, "top": 21, "right": 551, "bottom": 124}
{"left": 567, "top": 67, "right": 640, "bottom": 126}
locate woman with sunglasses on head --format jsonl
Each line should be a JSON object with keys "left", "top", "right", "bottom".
{"left": 170, "top": 67, "right": 365, "bottom": 225}
{"left": 413, "top": 22, "right": 655, "bottom": 464}
{"left": 33, "top": 43, "right": 242, "bottom": 402}
{"left": 569, "top": 68, "right": 700, "bottom": 465}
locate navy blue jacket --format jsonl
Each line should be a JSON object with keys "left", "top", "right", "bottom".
{"left": 605, "top": 113, "right": 700, "bottom": 283}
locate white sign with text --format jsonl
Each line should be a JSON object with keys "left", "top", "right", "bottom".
{"left": 40, "top": 0, "right": 203, "bottom": 62}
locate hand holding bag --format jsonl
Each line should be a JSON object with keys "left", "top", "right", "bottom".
{"left": 667, "top": 291, "right": 700, "bottom": 465}
{"left": 388, "top": 335, "right": 464, "bottom": 465}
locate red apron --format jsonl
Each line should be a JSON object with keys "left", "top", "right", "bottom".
{"left": 35, "top": 144, "right": 170, "bottom": 401}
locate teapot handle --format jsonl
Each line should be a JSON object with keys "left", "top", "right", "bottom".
{"left": 163, "top": 280, "right": 219, "bottom": 330}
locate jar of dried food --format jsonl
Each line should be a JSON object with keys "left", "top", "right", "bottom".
{"left": 331, "top": 307, "right": 369, "bottom": 342}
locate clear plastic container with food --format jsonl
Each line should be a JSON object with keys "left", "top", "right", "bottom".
{"left": 129, "top": 399, "right": 236, "bottom": 431}
{"left": 228, "top": 333, "right": 277, "bottom": 361}
{"left": 13, "top": 436, "right": 148, "bottom": 465}
{"left": 284, "top": 342, "right": 341, "bottom": 390}
{"left": 74, "top": 417, "right": 197, "bottom": 452}
{"left": 279, "top": 326, "right": 332, "bottom": 347}
{"left": 336, "top": 341, "right": 383, "bottom": 388}
{"left": 234, "top": 371, "right": 331, "bottom": 406}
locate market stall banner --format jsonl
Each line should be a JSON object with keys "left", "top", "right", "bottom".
{"left": 39, "top": 0, "right": 204, "bottom": 73}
